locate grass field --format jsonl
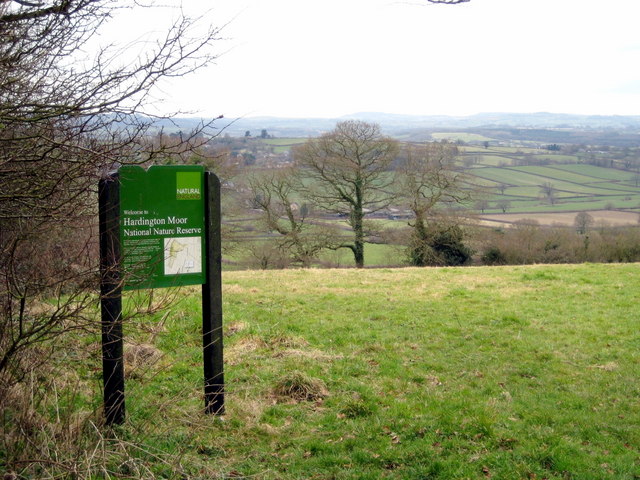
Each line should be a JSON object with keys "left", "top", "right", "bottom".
{"left": 23, "top": 263, "right": 638, "bottom": 479}
{"left": 318, "top": 242, "right": 403, "bottom": 267}
{"left": 261, "top": 138, "right": 308, "bottom": 153}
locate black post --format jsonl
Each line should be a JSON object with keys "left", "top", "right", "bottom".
{"left": 98, "top": 173, "right": 125, "bottom": 425}
{"left": 202, "top": 172, "right": 224, "bottom": 415}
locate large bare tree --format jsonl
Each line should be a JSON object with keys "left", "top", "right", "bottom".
{"left": 294, "top": 120, "right": 398, "bottom": 268}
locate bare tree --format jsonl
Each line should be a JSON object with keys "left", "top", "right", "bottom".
{"left": 540, "top": 182, "right": 558, "bottom": 205}
{"left": 294, "top": 121, "right": 398, "bottom": 268}
{"left": 475, "top": 199, "right": 489, "bottom": 213}
{"left": 496, "top": 199, "right": 511, "bottom": 213}
{"left": 248, "top": 168, "right": 338, "bottom": 267}
{"left": 0, "top": 0, "right": 222, "bottom": 385}
{"left": 574, "top": 212, "right": 594, "bottom": 235}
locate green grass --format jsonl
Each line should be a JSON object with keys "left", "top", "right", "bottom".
{"left": 259, "top": 138, "right": 307, "bottom": 153}
{"left": 319, "top": 242, "right": 403, "bottom": 267}
{"left": 515, "top": 165, "right": 610, "bottom": 184}
{"left": 474, "top": 167, "right": 612, "bottom": 193}
{"left": 501, "top": 186, "right": 574, "bottom": 199}
{"left": 553, "top": 164, "right": 637, "bottom": 182}
{"left": 485, "top": 196, "right": 640, "bottom": 214}
{"left": 262, "top": 138, "right": 307, "bottom": 146}
{"left": 473, "top": 167, "right": 554, "bottom": 186}
{"left": 94, "top": 264, "right": 640, "bottom": 479}
{"left": 472, "top": 155, "right": 513, "bottom": 167}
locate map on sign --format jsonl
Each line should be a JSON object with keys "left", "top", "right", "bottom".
{"left": 164, "top": 236, "right": 202, "bottom": 275}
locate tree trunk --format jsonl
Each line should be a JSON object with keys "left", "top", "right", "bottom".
{"left": 410, "top": 215, "right": 429, "bottom": 266}
{"left": 352, "top": 205, "right": 365, "bottom": 268}
{"left": 354, "top": 238, "right": 364, "bottom": 268}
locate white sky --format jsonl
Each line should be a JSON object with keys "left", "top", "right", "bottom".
{"left": 104, "top": 0, "right": 640, "bottom": 119}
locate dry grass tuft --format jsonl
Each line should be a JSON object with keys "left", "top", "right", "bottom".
{"left": 272, "top": 371, "right": 329, "bottom": 402}
{"left": 227, "top": 336, "right": 268, "bottom": 365}
{"left": 225, "top": 321, "right": 247, "bottom": 336}
{"left": 266, "top": 334, "right": 309, "bottom": 349}
{"left": 124, "top": 343, "right": 162, "bottom": 379}
{"left": 590, "top": 362, "right": 618, "bottom": 371}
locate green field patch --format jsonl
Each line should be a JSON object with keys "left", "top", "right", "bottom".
{"left": 474, "top": 167, "right": 636, "bottom": 196}
{"left": 515, "top": 165, "right": 610, "bottom": 184}
{"left": 464, "top": 176, "right": 501, "bottom": 188}
{"left": 262, "top": 138, "right": 307, "bottom": 146}
{"left": 587, "top": 181, "right": 640, "bottom": 193}
{"left": 261, "top": 138, "right": 307, "bottom": 153}
{"left": 490, "top": 194, "right": 640, "bottom": 213}
{"left": 474, "top": 155, "right": 513, "bottom": 167}
{"left": 431, "top": 132, "right": 495, "bottom": 143}
{"left": 501, "top": 186, "right": 580, "bottom": 199}
{"left": 473, "top": 167, "right": 551, "bottom": 186}
{"left": 552, "top": 164, "right": 637, "bottom": 182}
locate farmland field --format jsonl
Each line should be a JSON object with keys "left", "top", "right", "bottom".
{"left": 457, "top": 147, "right": 640, "bottom": 217}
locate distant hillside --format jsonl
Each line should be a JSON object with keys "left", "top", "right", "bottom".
{"left": 153, "top": 112, "right": 640, "bottom": 145}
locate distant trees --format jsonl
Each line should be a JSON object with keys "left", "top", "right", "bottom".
{"left": 540, "top": 182, "right": 558, "bottom": 205}
{"left": 496, "top": 199, "right": 511, "bottom": 213}
{"left": 574, "top": 212, "right": 594, "bottom": 234}
{"left": 294, "top": 120, "right": 398, "bottom": 268}
{"left": 475, "top": 199, "right": 489, "bottom": 213}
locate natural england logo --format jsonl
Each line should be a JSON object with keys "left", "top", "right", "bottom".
{"left": 176, "top": 171, "right": 202, "bottom": 200}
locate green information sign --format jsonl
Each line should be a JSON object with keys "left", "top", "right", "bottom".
{"left": 119, "top": 165, "right": 206, "bottom": 290}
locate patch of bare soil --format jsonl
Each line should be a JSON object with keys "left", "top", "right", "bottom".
{"left": 478, "top": 210, "right": 639, "bottom": 227}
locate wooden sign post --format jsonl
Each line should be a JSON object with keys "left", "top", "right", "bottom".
{"left": 98, "top": 167, "right": 224, "bottom": 425}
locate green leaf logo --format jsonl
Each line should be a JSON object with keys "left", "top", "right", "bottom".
{"left": 176, "top": 172, "right": 201, "bottom": 200}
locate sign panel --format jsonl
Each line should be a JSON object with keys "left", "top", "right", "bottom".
{"left": 119, "top": 165, "right": 206, "bottom": 290}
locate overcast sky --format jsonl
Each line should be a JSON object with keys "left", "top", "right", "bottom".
{"left": 105, "top": 0, "right": 640, "bottom": 119}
